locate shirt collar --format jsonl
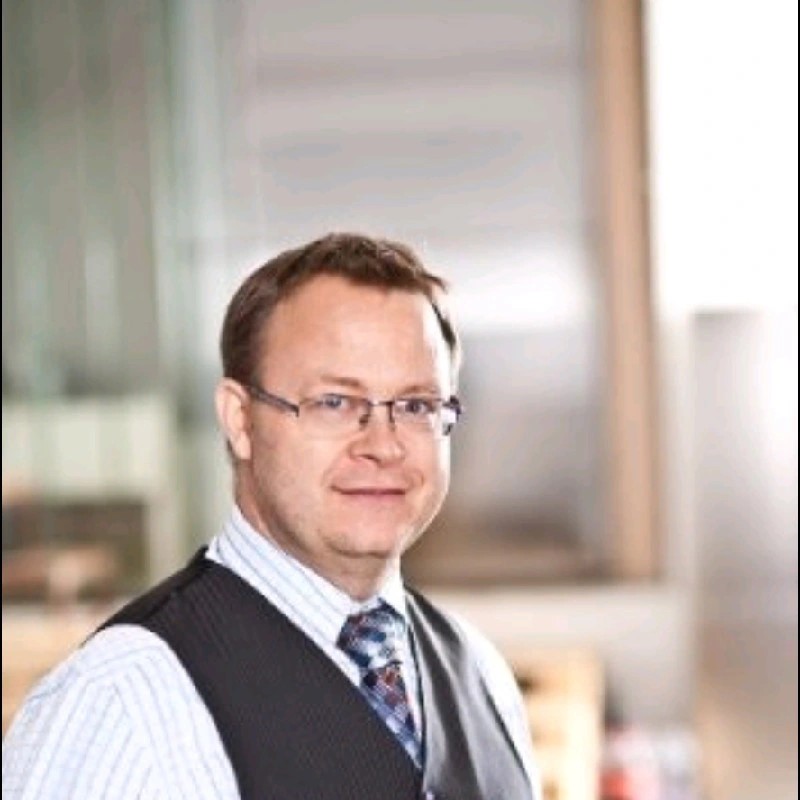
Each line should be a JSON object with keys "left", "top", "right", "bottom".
{"left": 209, "top": 506, "right": 409, "bottom": 648}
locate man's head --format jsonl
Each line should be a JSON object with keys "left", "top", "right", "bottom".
{"left": 220, "top": 232, "right": 460, "bottom": 388}
{"left": 215, "top": 233, "right": 461, "bottom": 599}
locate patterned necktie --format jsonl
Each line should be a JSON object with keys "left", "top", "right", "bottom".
{"left": 337, "top": 602, "right": 422, "bottom": 766}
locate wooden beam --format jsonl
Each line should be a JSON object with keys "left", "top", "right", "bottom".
{"left": 593, "top": 0, "right": 660, "bottom": 580}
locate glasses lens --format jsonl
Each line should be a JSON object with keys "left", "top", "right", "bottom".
{"left": 393, "top": 398, "right": 440, "bottom": 429}
{"left": 439, "top": 406, "right": 459, "bottom": 436}
{"left": 301, "top": 394, "right": 365, "bottom": 436}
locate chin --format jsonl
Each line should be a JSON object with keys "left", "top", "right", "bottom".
{"left": 335, "top": 521, "right": 418, "bottom": 560}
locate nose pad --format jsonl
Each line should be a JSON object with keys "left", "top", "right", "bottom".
{"left": 351, "top": 403, "right": 405, "bottom": 462}
{"left": 358, "top": 401, "right": 396, "bottom": 431}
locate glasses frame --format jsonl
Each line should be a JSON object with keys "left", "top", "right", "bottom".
{"left": 243, "top": 382, "right": 463, "bottom": 437}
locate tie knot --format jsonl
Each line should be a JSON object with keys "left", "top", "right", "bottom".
{"left": 337, "top": 602, "right": 403, "bottom": 672}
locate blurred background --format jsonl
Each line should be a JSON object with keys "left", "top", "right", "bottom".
{"left": 2, "top": 1, "right": 796, "bottom": 799}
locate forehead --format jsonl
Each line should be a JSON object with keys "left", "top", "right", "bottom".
{"left": 260, "top": 275, "right": 451, "bottom": 390}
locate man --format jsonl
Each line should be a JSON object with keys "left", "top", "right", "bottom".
{"left": 3, "top": 233, "right": 540, "bottom": 799}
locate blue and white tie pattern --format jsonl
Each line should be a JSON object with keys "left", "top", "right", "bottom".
{"left": 337, "top": 602, "right": 422, "bottom": 767}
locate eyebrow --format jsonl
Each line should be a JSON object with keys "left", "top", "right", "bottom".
{"left": 313, "top": 375, "right": 443, "bottom": 396}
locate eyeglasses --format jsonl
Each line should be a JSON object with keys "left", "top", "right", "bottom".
{"left": 244, "top": 383, "right": 463, "bottom": 439}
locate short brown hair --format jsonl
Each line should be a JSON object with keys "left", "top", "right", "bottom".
{"left": 220, "top": 232, "right": 461, "bottom": 385}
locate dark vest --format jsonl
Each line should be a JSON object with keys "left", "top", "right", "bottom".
{"left": 101, "top": 551, "right": 532, "bottom": 800}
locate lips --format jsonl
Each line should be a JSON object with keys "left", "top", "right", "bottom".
{"left": 334, "top": 487, "right": 407, "bottom": 496}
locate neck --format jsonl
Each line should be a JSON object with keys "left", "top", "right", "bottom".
{"left": 323, "top": 557, "right": 397, "bottom": 602}
{"left": 234, "top": 489, "right": 396, "bottom": 603}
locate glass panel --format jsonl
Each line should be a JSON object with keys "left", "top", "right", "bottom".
{"left": 2, "top": 0, "right": 651, "bottom": 591}
{"left": 2, "top": 0, "right": 182, "bottom": 600}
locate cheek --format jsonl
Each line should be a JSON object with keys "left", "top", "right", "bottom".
{"left": 251, "top": 430, "right": 307, "bottom": 495}
{"left": 251, "top": 438, "right": 330, "bottom": 533}
{"left": 438, "top": 458, "right": 451, "bottom": 491}
{"left": 437, "top": 460, "right": 451, "bottom": 500}
{"left": 265, "top": 436, "right": 341, "bottom": 498}
{"left": 421, "top": 442, "right": 451, "bottom": 497}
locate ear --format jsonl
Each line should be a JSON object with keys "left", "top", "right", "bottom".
{"left": 215, "top": 379, "right": 253, "bottom": 461}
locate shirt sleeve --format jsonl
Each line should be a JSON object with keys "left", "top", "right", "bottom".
{"left": 450, "top": 613, "right": 543, "bottom": 800}
{"left": 2, "top": 625, "right": 238, "bottom": 800}
{"left": 3, "top": 653, "right": 157, "bottom": 798}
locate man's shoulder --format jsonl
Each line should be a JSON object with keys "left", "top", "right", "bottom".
{"left": 13, "top": 623, "right": 184, "bottom": 717}
{"left": 406, "top": 591, "right": 539, "bottom": 794}
{"left": 406, "top": 588, "right": 521, "bottom": 699}
{"left": 406, "top": 588, "right": 504, "bottom": 655}
{"left": 101, "top": 548, "right": 211, "bottom": 630}
{"left": 36, "top": 551, "right": 214, "bottom": 697}
{"left": 448, "top": 612, "right": 521, "bottom": 694}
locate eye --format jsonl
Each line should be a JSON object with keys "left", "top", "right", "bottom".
{"left": 316, "top": 393, "right": 351, "bottom": 411}
{"left": 398, "top": 397, "right": 438, "bottom": 417}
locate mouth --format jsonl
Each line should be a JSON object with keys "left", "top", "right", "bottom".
{"left": 334, "top": 487, "right": 407, "bottom": 497}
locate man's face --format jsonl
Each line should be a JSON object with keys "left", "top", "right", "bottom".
{"left": 226, "top": 274, "right": 454, "bottom": 589}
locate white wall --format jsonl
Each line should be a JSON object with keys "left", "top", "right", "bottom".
{"left": 647, "top": 1, "right": 797, "bottom": 315}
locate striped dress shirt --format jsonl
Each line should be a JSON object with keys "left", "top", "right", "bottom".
{"left": 3, "top": 507, "right": 539, "bottom": 799}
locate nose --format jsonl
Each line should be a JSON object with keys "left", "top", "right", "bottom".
{"left": 349, "top": 404, "right": 406, "bottom": 464}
